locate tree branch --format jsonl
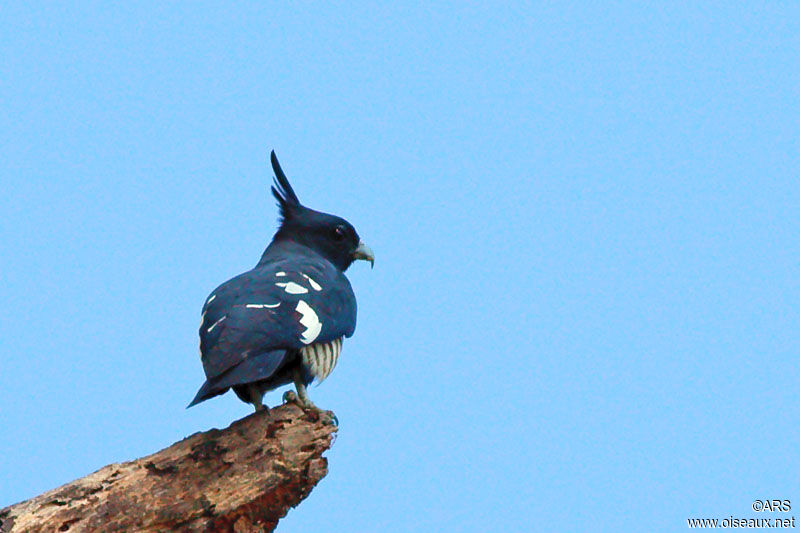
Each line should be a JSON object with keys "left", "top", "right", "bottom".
{"left": 1, "top": 403, "right": 337, "bottom": 533}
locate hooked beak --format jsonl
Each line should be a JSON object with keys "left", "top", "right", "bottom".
{"left": 353, "top": 240, "right": 375, "bottom": 268}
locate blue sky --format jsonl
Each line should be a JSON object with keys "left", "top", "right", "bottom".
{"left": 1, "top": 3, "right": 798, "bottom": 531}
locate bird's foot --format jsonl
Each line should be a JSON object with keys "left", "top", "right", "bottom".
{"left": 283, "top": 389, "right": 317, "bottom": 410}
{"left": 282, "top": 390, "right": 297, "bottom": 404}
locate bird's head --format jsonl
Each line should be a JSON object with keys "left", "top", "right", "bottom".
{"left": 269, "top": 151, "right": 374, "bottom": 272}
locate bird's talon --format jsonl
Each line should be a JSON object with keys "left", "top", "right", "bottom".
{"left": 283, "top": 390, "right": 297, "bottom": 404}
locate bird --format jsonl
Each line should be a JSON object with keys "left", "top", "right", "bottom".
{"left": 188, "top": 151, "right": 374, "bottom": 412}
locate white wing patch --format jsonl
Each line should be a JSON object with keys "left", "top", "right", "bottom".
{"left": 295, "top": 300, "right": 322, "bottom": 344}
{"left": 301, "top": 273, "right": 322, "bottom": 291}
{"left": 276, "top": 271, "right": 287, "bottom": 277}
{"left": 245, "top": 303, "right": 280, "bottom": 309}
{"left": 276, "top": 281, "right": 309, "bottom": 294}
{"left": 207, "top": 315, "right": 226, "bottom": 333}
{"left": 301, "top": 337, "right": 343, "bottom": 383}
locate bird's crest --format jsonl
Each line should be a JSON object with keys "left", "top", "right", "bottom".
{"left": 270, "top": 151, "right": 301, "bottom": 222}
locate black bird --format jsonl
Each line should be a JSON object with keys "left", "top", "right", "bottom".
{"left": 188, "top": 151, "right": 373, "bottom": 411}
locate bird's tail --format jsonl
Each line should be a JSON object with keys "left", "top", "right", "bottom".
{"left": 186, "top": 379, "right": 225, "bottom": 408}
{"left": 187, "top": 349, "right": 288, "bottom": 408}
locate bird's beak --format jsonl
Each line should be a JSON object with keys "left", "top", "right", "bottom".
{"left": 353, "top": 240, "right": 375, "bottom": 268}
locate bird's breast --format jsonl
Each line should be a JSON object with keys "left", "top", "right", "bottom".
{"left": 300, "top": 337, "right": 343, "bottom": 383}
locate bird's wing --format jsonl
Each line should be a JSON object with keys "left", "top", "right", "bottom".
{"left": 198, "top": 257, "right": 356, "bottom": 381}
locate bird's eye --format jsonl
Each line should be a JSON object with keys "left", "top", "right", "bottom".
{"left": 332, "top": 226, "right": 346, "bottom": 241}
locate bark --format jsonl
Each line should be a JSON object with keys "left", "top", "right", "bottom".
{"left": 0, "top": 403, "right": 337, "bottom": 533}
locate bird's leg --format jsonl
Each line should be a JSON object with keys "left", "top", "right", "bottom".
{"left": 292, "top": 367, "right": 317, "bottom": 410}
{"left": 248, "top": 384, "right": 268, "bottom": 413}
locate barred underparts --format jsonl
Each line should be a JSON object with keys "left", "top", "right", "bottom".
{"left": 301, "top": 337, "right": 343, "bottom": 383}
